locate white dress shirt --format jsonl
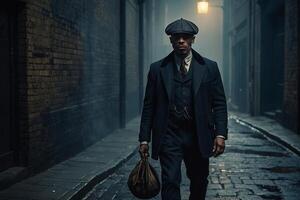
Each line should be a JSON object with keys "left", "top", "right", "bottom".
{"left": 174, "top": 50, "right": 193, "bottom": 73}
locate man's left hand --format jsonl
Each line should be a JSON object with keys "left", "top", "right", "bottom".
{"left": 213, "top": 137, "right": 225, "bottom": 157}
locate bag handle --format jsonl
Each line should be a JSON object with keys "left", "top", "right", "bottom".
{"left": 139, "top": 150, "right": 149, "bottom": 160}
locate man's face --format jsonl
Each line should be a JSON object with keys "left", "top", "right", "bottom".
{"left": 170, "top": 33, "right": 195, "bottom": 57}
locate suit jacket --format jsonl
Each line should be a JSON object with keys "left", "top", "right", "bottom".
{"left": 139, "top": 49, "right": 228, "bottom": 160}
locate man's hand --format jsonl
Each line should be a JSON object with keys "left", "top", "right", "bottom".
{"left": 139, "top": 143, "right": 149, "bottom": 158}
{"left": 213, "top": 137, "right": 225, "bottom": 157}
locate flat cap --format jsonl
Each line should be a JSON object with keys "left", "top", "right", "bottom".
{"left": 165, "top": 18, "right": 199, "bottom": 35}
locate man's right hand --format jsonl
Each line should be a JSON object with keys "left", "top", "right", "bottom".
{"left": 139, "top": 143, "right": 149, "bottom": 158}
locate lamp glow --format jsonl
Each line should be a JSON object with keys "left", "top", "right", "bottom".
{"left": 197, "top": 1, "right": 209, "bottom": 14}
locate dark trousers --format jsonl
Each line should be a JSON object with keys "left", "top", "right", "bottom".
{"left": 158, "top": 121, "right": 209, "bottom": 200}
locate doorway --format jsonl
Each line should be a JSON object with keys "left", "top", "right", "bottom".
{"left": 232, "top": 39, "right": 248, "bottom": 112}
{"left": 260, "top": 2, "right": 284, "bottom": 118}
{"left": 0, "top": 5, "right": 17, "bottom": 172}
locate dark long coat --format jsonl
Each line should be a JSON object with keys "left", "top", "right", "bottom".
{"left": 139, "top": 49, "right": 228, "bottom": 160}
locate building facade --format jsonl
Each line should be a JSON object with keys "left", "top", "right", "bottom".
{"left": 223, "top": 0, "right": 299, "bottom": 133}
{"left": 0, "top": 0, "right": 144, "bottom": 175}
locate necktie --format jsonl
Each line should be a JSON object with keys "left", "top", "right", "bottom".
{"left": 180, "top": 59, "right": 187, "bottom": 76}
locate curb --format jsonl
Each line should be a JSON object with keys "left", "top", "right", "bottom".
{"left": 63, "top": 147, "right": 138, "bottom": 200}
{"left": 230, "top": 115, "right": 300, "bottom": 157}
{"left": 0, "top": 167, "right": 28, "bottom": 191}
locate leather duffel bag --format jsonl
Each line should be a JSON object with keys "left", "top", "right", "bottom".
{"left": 127, "top": 153, "right": 160, "bottom": 199}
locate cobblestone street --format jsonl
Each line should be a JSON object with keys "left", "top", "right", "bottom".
{"left": 83, "top": 118, "right": 300, "bottom": 200}
{"left": 0, "top": 1, "right": 299, "bottom": 199}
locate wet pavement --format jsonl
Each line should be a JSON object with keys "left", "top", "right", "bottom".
{"left": 83, "top": 119, "right": 300, "bottom": 200}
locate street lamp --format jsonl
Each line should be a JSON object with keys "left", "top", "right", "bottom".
{"left": 197, "top": 0, "right": 209, "bottom": 14}
{"left": 197, "top": 0, "right": 223, "bottom": 14}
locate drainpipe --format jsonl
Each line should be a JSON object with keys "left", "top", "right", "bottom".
{"left": 138, "top": 0, "right": 145, "bottom": 113}
{"left": 120, "top": 0, "right": 126, "bottom": 128}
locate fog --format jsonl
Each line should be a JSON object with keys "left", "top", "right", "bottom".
{"left": 143, "top": 0, "right": 293, "bottom": 120}
{"left": 144, "top": 0, "right": 224, "bottom": 74}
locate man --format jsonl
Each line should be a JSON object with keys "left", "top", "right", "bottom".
{"left": 138, "top": 18, "right": 228, "bottom": 200}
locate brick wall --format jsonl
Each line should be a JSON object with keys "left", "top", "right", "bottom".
{"left": 18, "top": 0, "right": 126, "bottom": 171}
{"left": 283, "top": 0, "right": 299, "bottom": 133}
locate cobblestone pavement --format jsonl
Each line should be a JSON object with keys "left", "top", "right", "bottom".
{"left": 83, "top": 119, "right": 300, "bottom": 200}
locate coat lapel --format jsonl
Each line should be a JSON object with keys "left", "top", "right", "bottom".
{"left": 160, "top": 60, "right": 174, "bottom": 102}
{"left": 192, "top": 57, "right": 206, "bottom": 99}
{"left": 159, "top": 49, "right": 206, "bottom": 102}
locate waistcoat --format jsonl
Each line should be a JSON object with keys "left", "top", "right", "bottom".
{"left": 168, "top": 61, "right": 195, "bottom": 125}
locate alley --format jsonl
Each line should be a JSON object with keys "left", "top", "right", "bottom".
{"left": 0, "top": 0, "right": 299, "bottom": 199}
{"left": 83, "top": 118, "right": 300, "bottom": 200}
